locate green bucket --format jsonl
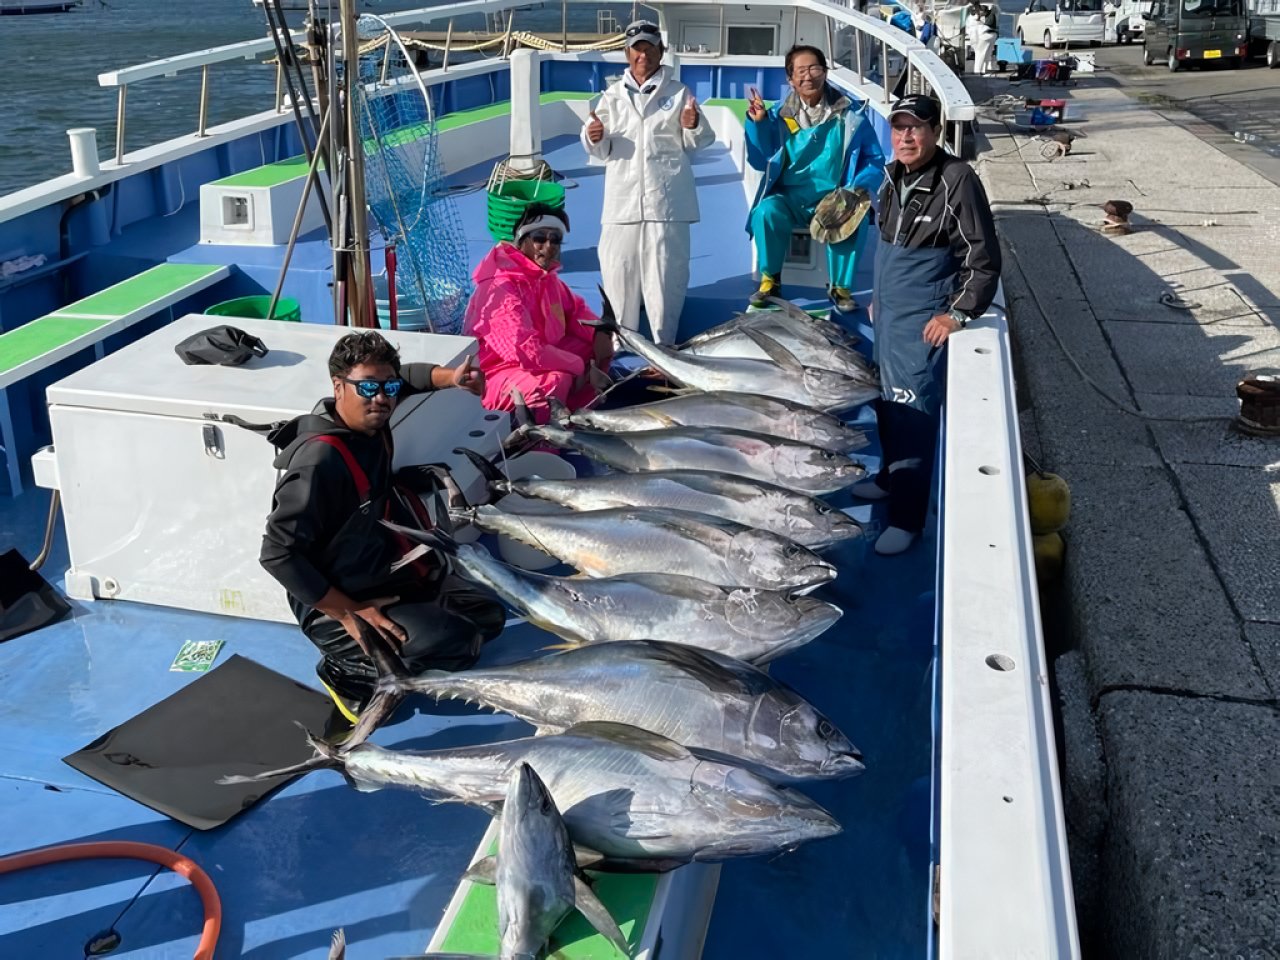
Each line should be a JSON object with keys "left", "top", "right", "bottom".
{"left": 207, "top": 295, "right": 302, "bottom": 323}
{"left": 486, "top": 179, "right": 566, "bottom": 242}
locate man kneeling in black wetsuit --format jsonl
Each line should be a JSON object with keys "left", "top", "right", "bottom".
{"left": 260, "top": 331, "right": 505, "bottom": 719}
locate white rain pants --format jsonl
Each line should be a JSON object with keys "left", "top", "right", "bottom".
{"left": 971, "top": 27, "right": 997, "bottom": 76}
{"left": 598, "top": 220, "right": 690, "bottom": 346}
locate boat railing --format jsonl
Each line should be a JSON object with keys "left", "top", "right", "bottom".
{"left": 90, "top": 0, "right": 972, "bottom": 170}
{"left": 937, "top": 300, "right": 1081, "bottom": 958}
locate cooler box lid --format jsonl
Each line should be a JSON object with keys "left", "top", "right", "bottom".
{"left": 45, "top": 313, "right": 474, "bottom": 422}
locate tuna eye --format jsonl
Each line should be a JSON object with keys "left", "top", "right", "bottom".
{"left": 818, "top": 720, "right": 834, "bottom": 739}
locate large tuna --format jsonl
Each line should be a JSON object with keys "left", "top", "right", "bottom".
{"left": 221, "top": 722, "right": 842, "bottom": 871}
{"left": 381, "top": 639, "right": 864, "bottom": 782}
{"left": 423, "top": 505, "right": 837, "bottom": 592}
{"left": 505, "top": 422, "right": 866, "bottom": 497}
{"left": 433, "top": 537, "right": 840, "bottom": 662}
{"left": 549, "top": 391, "right": 868, "bottom": 454}
{"left": 460, "top": 450, "right": 861, "bottom": 549}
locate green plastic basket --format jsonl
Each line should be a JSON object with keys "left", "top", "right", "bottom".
{"left": 206, "top": 295, "right": 301, "bottom": 323}
{"left": 486, "top": 179, "right": 566, "bottom": 242}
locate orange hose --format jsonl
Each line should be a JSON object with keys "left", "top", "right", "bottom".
{"left": 0, "top": 840, "right": 222, "bottom": 960}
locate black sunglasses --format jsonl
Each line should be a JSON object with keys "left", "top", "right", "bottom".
{"left": 525, "top": 232, "right": 563, "bottom": 246}
{"left": 625, "top": 23, "right": 661, "bottom": 38}
{"left": 340, "top": 376, "right": 404, "bottom": 399}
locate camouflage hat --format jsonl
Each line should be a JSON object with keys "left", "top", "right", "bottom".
{"left": 810, "top": 187, "right": 872, "bottom": 245}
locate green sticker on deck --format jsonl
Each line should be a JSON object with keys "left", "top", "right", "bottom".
{"left": 170, "top": 640, "right": 225, "bottom": 673}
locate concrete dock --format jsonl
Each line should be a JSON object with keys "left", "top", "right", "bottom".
{"left": 966, "top": 73, "right": 1280, "bottom": 956}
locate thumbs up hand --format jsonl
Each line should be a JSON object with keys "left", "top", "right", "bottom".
{"left": 586, "top": 109, "right": 605, "bottom": 144}
{"left": 450, "top": 354, "right": 484, "bottom": 396}
{"left": 681, "top": 95, "right": 700, "bottom": 130}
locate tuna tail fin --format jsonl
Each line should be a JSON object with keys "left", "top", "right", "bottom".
{"left": 216, "top": 721, "right": 342, "bottom": 784}
{"left": 501, "top": 421, "right": 535, "bottom": 457}
{"left": 579, "top": 285, "right": 619, "bottom": 333}
{"left": 327, "top": 928, "right": 346, "bottom": 960}
{"left": 454, "top": 447, "right": 508, "bottom": 497}
{"left": 506, "top": 386, "right": 534, "bottom": 429}
{"left": 574, "top": 875, "right": 631, "bottom": 957}
{"left": 546, "top": 395, "right": 572, "bottom": 425}
{"left": 363, "top": 626, "right": 410, "bottom": 682}
{"left": 425, "top": 463, "right": 472, "bottom": 511}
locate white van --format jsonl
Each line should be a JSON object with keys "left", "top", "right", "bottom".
{"left": 1015, "top": 0, "right": 1108, "bottom": 45}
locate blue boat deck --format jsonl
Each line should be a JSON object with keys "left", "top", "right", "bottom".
{"left": 0, "top": 132, "right": 934, "bottom": 958}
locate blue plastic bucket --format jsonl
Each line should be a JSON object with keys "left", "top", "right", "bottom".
{"left": 372, "top": 273, "right": 429, "bottom": 332}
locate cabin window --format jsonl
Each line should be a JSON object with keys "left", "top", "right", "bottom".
{"left": 1181, "top": 0, "right": 1240, "bottom": 14}
{"left": 726, "top": 25, "right": 777, "bottom": 56}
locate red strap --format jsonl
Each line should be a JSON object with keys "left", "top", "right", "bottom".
{"left": 309, "top": 434, "right": 434, "bottom": 579}
{"left": 309, "top": 435, "right": 370, "bottom": 500}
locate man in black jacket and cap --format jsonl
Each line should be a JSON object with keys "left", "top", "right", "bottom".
{"left": 852, "top": 94, "right": 1001, "bottom": 555}
{"left": 261, "top": 331, "right": 505, "bottom": 719}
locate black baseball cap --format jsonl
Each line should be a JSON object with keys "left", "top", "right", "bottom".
{"left": 889, "top": 94, "right": 942, "bottom": 126}
{"left": 624, "top": 20, "right": 663, "bottom": 49}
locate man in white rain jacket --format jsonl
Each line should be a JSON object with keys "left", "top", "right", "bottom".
{"left": 581, "top": 20, "right": 715, "bottom": 344}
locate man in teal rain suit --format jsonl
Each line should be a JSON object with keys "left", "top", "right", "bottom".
{"left": 744, "top": 44, "right": 887, "bottom": 313}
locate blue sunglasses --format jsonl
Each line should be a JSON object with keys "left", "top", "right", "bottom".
{"left": 341, "top": 376, "right": 404, "bottom": 399}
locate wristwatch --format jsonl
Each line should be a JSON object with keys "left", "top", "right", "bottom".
{"left": 949, "top": 308, "right": 971, "bottom": 329}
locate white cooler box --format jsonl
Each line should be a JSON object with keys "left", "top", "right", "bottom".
{"left": 39, "top": 313, "right": 510, "bottom": 623}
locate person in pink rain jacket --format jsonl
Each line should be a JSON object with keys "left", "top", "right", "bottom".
{"left": 463, "top": 203, "right": 613, "bottom": 424}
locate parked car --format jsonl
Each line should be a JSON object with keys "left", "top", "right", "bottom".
{"left": 1016, "top": 0, "right": 1107, "bottom": 46}
{"left": 1141, "top": 0, "right": 1248, "bottom": 69}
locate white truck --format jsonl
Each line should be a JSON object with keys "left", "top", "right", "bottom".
{"left": 1113, "top": 0, "right": 1156, "bottom": 41}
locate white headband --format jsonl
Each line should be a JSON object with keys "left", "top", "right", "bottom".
{"left": 514, "top": 213, "right": 568, "bottom": 244}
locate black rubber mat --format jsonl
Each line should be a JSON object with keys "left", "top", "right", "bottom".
{"left": 64, "top": 654, "right": 335, "bottom": 830}
{"left": 0, "top": 548, "right": 71, "bottom": 643}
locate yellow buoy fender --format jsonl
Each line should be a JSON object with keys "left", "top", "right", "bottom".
{"left": 1027, "top": 472, "right": 1071, "bottom": 535}
{"left": 1033, "top": 532, "right": 1066, "bottom": 583}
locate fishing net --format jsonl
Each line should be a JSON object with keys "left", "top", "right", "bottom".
{"left": 352, "top": 17, "right": 472, "bottom": 334}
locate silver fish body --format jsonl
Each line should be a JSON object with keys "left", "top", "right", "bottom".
{"left": 563, "top": 391, "right": 868, "bottom": 454}
{"left": 684, "top": 323, "right": 876, "bottom": 383}
{"left": 527, "top": 423, "right": 865, "bottom": 497}
{"left": 306, "top": 723, "right": 844, "bottom": 867}
{"left": 391, "top": 640, "right": 864, "bottom": 781}
{"left": 497, "top": 763, "right": 576, "bottom": 960}
{"left": 462, "top": 504, "right": 837, "bottom": 591}
{"left": 612, "top": 324, "right": 876, "bottom": 412}
{"left": 493, "top": 469, "right": 860, "bottom": 550}
{"left": 448, "top": 542, "right": 840, "bottom": 662}
{"left": 681, "top": 303, "right": 859, "bottom": 351}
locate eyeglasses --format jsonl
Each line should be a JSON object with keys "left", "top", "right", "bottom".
{"left": 625, "top": 23, "right": 661, "bottom": 38}
{"left": 340, "top": 376, "right": 404, "bottom": 399}
{"left": 891, "top": 123, "right": 927, "bottom": 138}
{"left": 791, "top": 64, "right": 827, "bottom": 77}
{"left": 525, "top": 232, "right": 563, "bottom": 246}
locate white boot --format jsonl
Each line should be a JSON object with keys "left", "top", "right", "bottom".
{"left": 874, "top": 526, "right": 918, "bottom": 556}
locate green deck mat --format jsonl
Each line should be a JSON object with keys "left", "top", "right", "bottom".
{"left": 435, "top": 843, "right": 657, "bottom": 959}
{"left": 212, "top": 155, "right": 314, "bottom": 189}
{"left": 60, "top": 264, "right": 226, "bottom": 318}
{"left": 0, "top": 316, "right": 110, "bottom": 374}
{"left": 705, "top": 98, "right": 750, "bottom": 127}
